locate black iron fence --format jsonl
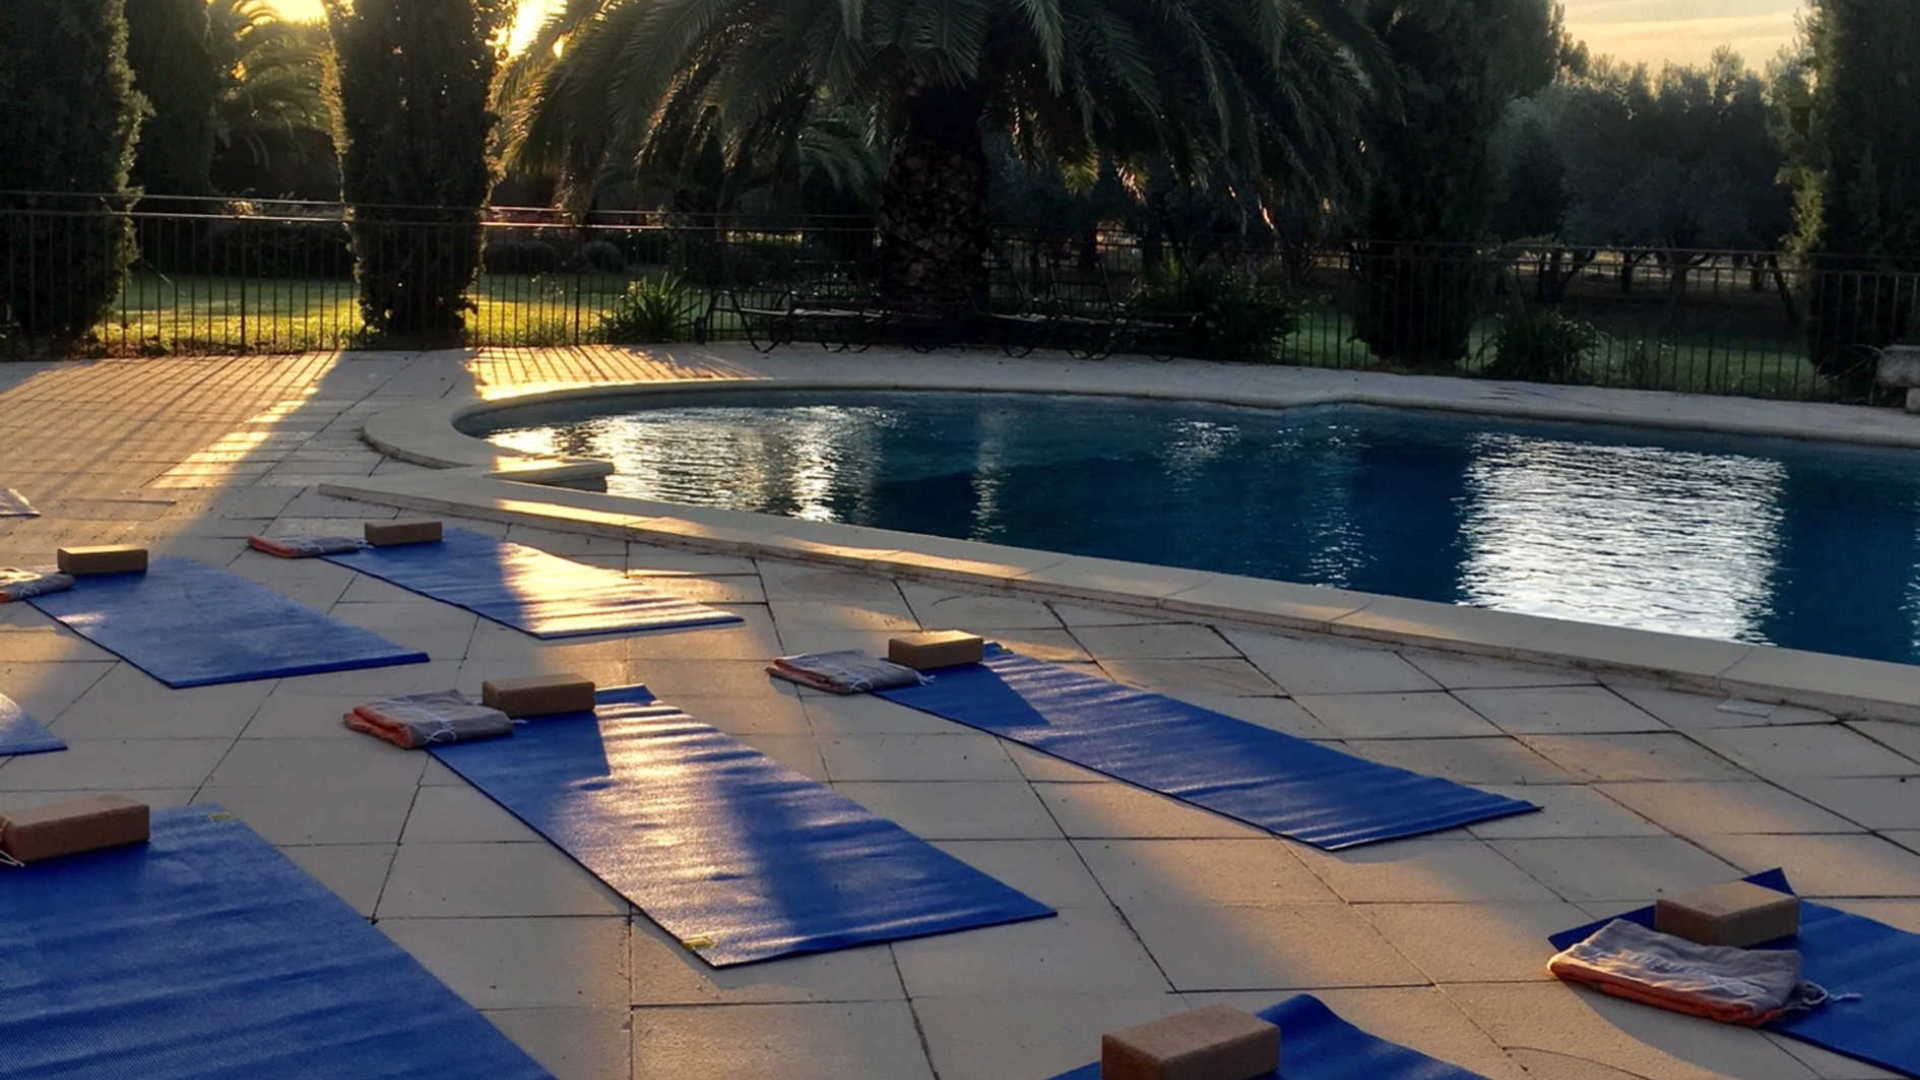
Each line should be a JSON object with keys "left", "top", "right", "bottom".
{"left": 2, "top": 191, "right": 1916, "bottom": 403}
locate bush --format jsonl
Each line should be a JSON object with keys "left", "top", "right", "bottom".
{"left": 1481, "top": 306, "right": 1603, "bottom": 383}
{"left": 599, "top": 274, "right": 701, "bottom": 343}
{"left": 0, "top": 1, "right": 144, "bottom": 342}
{"left": 1130, "top": 266, "right": 1299, "bottom": 362}
{"left": 484, "top": 237, "right": 561, "bottom": 275}
{"left": 196, "top": 215, "right": 354, "bottom": 279}
{"left": 580, "top": 239, "right": 627, "bottom": 274}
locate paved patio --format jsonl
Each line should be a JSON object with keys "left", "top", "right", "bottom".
{"left": 2, "top": 347, "right": 1919, "bottom": 1080}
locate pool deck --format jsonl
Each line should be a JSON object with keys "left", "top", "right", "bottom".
{"left": 2, "top": 345, "right": 1919, "bottom": 1079}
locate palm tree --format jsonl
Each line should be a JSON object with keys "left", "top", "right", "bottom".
{"left": 510, "top": 0, "right": 1376, "bottom": 315}
{"left": 207, "top": 1, "right": 333, "bottom": 181}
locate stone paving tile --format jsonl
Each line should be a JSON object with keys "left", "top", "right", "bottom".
{"left": 1693, "top": 833, "right": 1920, "bottom": 896}
{"left": 1691, "top": 725, "right": 1920, "bottom": 778}
{"left": 1759, "top": 1034, "right": 1904, "bottom": 1080}
{"left": 1520, "top": 732, "right": 1754, "bottom": 782}
{"left": 1069, "top": 622, "right": 1238, "bottom": 660}
{"left": 1466, "top": 784, "right": 1667, "bottom": 839}
{"left": 817, "top": 733, "right": 1020, "bottom": 782}
{"left": 1782, "top": 778, "right": 1920, "bottom": 829}
{"left": 1343, "top": 737, "right": 1580, "bottom": 784}
{"left": 1400, "top": 649, "right": 1597, "bottom": 689}
{"left": 1047, "top": 601, "right": 1163, "bottom": 626}
{"left": 1293, "top": 837, "right": 1559, "bottom": 903}
{"left": 1119, "top": 902, "right": 1425, "bottom": 991}
{"left": 283, "top": 843, "right": 395, "bottom": 919}
{"left": 975, "top": 627, "right": 1092, "bottom": 662}
{"left": 1444, "top": 981, "right": 1819, "bottom": 1079}
{"left": 1097, "top": 657, "right": 1282, "bottom": 697}
{"left": 47, "top": 664, "right": 271, "bottom": 739}
{"left": 1034, "top": 781, "right": 1267, "bottom": 839}
{"left": 1073, "top": 838, "right": 1339, "bottom": 907}
{"left": 627, "top": 918, "right": 905, "bottom": 1005}
{"left": 756, "top": 563, "right": 904, "bottom": 603}
{"left": 1489, "top": 837, "right": 1741, "bottom": 904}
{"left": 768, "top": 627, "right": 901, "bottom": 657}
{"left": 1852, "top": 719, "right": 1920, "bottom": 763}
{"left": 380, "top": 842, "right": 629, "bottom": 918}
{"left": 1223, "top": 630, "right": 1440, "bottom": 695}
{"left": 631, "top": 1002, "right": 935, "bottom": 1080}
{"left": 892, "top": 908, "right": 1167, "bottom": 997}
{"left": 899, "top": 583, "right": 1064, "bottom": 630}
{"left": 667, "top": 693, "right": 811, "bottom": 735}
{"left": 209, "top": 736, "right": 427, "bottom": 789}
{"left": 799, "top": 692, "right": 952, "bottom": 736}
{"left": 1360, "top": 901, "right": 1591, "bottom": 983}
{"left": 1455, "top": 686, "right": 1666, "bottom": 736}
{"left": 833, "top": 781, "right": 1062, "bottom": 840}
{"left": 626, "top": 548, "right": 759, "bottom": 576}
{"left": 0, "top": 623, "right": 117, "bottom": 663}
{"left": 728, "top": 733, "right": 829, "bottom": 781}
{"left": 195, "top": 784, "right": 414, "bottom": 846}
{"left": 623, "top": 608, "right": 783, "bottom": 660}
{"left": 1295, "top": 690, "right": 1500, "bottom": 739}
{"left": 1179, "top": 693, "right": 1333, "bottom": 737}
{"left": 913, "top": 992, "right": 1180, "bottom": 1080}
{"left": 633, "top": 574, "right": 764, "bottom": 604}
{"left": 482, "top": 1008, "right": 630, "bottom": 1080}
{"left": 1596, "top": 781, "right": 1860, "bottom": 837}
{"left": 1607, "top": 681, "right": 1836, "bottom": 729}
{"left": 0, "top": 737, "right": 230, "bottom": 790}
{"left": 400, "top": 784, "right": 545, "bottom": 844}
{"left": 931, "top": 839, "right": 1114, "bottom": 909}
{"left": 379, "top": 916, "right": 629, "bottom": 1009}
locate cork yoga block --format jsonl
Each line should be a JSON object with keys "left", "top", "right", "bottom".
{"left": 1656, "top": 880, "right": 1801, "bottom": 947}
{"left": 364, "top": 519, "right": 443, "bottom": 546}
{"left": 56, "top": 545, "right": 149, "bottom": 575}
{"left": 0, "top": 795, "right": 150, "bottom": 863}
{"left": 888, "top": 631, "right": 986, "bottom": 671}
{"left": 482, "top": 674, "right": 597, "bottom": 718}
{"left": 1101, "top": 1005, "right": 1281, "bottom": 1080}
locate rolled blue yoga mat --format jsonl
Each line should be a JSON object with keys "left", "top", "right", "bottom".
{"left": 324, "top": 527, "right": 743, "bottom": 638}
{"left": 878, "top": 645, "right": 1539, "bottom": 849}
{"left": 1048, "top": 994, "right": 1487, "bottom": 1079}
{"left": 28, "top": 556, "right": 426, "bottom": 688}
{"left": 428, "top": 686, "right": 1055, "bottom": 966}
{"left": 0, "top": 806, "right": 551, "bottom": 1080}
{"left": 1551, "top": 868, "right": 1920, "bottom": 1079}
{"left": 0, "top": 690, "right": 64, "bottom": 755}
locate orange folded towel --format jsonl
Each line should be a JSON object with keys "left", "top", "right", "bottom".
{"left": 345, "top": 691, "right": 515, "bottom": 750}
{"left": 248, "top": 534, "right": 364, "bottom": 559}
{"left": 1549, "top": 919, "right": 1825, "bottom": 1026}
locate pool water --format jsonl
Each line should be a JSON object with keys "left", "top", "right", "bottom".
{"left": 477, "top": 391, "right": 1920, "bottom": 665}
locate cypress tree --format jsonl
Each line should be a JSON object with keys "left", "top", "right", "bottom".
{"left": 125, "top": 0, "right": 218, "bottom": 197}
{"left": 324, "top": 0, "right": 510, "bottom": 342}
{"left": 1790, "top": 0, "right": 1920, "bottom": 376}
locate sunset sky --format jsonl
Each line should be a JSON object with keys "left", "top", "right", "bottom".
{"left": 277, "top": 0, "right": 1805, "bottom": 68}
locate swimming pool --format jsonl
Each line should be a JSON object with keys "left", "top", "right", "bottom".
{"left": 474, "top": 391, "right": 1920, "bottom": 665}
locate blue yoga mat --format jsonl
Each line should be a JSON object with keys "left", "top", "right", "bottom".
{"left": 877, "top": 646, "right": 1538, "bottom": 849}
{"left": 27, "top": 557, "right": 427, "bottom": 689}
{"left": 0, "top": 805, "right": 550, "bottom": 1080}
{"left": 1048, "top": 994, "right": 1485, "bottom": 1079}
{"left": 324, "top": 527, "right": 742, "bottom": 638}
{"left": 430, "top": 686, "right": 1055, "bottom": 967}
{"left": 0, "top": 690, "right": 64, "bottom": 755}
{"left": 1550, "top": 868, "right": 1920, "bottom": 1078}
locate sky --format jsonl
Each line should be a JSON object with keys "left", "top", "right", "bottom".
{"left": 278, "top": 0, "right": 1803, "bottom": 69}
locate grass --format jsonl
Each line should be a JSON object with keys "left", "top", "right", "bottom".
{"left": 81, "top": 270, "right": 1832, "bottom": 400}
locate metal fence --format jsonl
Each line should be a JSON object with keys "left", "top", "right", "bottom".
{"left": 2, "top": 192, "right": 1916, "bottom": 403}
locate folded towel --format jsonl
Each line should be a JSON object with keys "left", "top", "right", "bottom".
{"left": 766, "top": 651, "right": 927, "bottom": 694}
{"left": 0, "top": 489, "right": 37, "bottom": 517}
{"left": 249, "top": 534, "right": 365, "bottom": 559}
{"left": 0, "top": 568, "right": 75, "bottom": 603}
{"left": 1549, "top": 918, "right": 1828, "bottom": 1025}
{"left": 345, "top": 691, "right": 515, "bottom": 750}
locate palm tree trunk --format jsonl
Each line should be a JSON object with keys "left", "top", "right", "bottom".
{"left": 877, "top": 83, "right": 989, "bottom": 321}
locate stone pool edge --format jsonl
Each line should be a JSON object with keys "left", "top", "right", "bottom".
{"left": 330, "top": 375, "right": 1920, "bottom": 724}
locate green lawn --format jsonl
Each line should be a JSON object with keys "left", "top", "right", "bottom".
{"left": 92, "top": 271, "right": 1831, "bottom": 400}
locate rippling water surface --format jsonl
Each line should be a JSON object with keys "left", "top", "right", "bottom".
{"left": 477, "top": 392, "right": 1920, "bottom": 664}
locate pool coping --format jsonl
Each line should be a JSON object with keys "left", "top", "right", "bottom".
{"left": 327, "top": 371, "right": 1920, "bottom": 723}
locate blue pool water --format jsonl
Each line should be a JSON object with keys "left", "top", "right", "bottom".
{"left": 476, "top": 391, "right": 1920, "bottom": 665}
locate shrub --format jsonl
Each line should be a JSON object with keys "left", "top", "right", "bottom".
{"left": 1130, "top": 266, "right": 1299, "bottom": 362}
{"left": 484, "top": 237, "right": 561, "bottom": 275}
{"left": 599, "top": 274, "right": 700, "bottom": 343}
{"left": 325, "top": 0, "right": 510, "bottom": 342}
{"left": 0, "top": 0, "right": 144, "bottom": 342}
{"left": 1481, "top": 306, "right": 1604, "bottom": 383}
{"left": 193, "top": 213, "right": 353, "bottom": 278}
{"left": 580, "top": 239, "right": 626, "bottom": 274}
